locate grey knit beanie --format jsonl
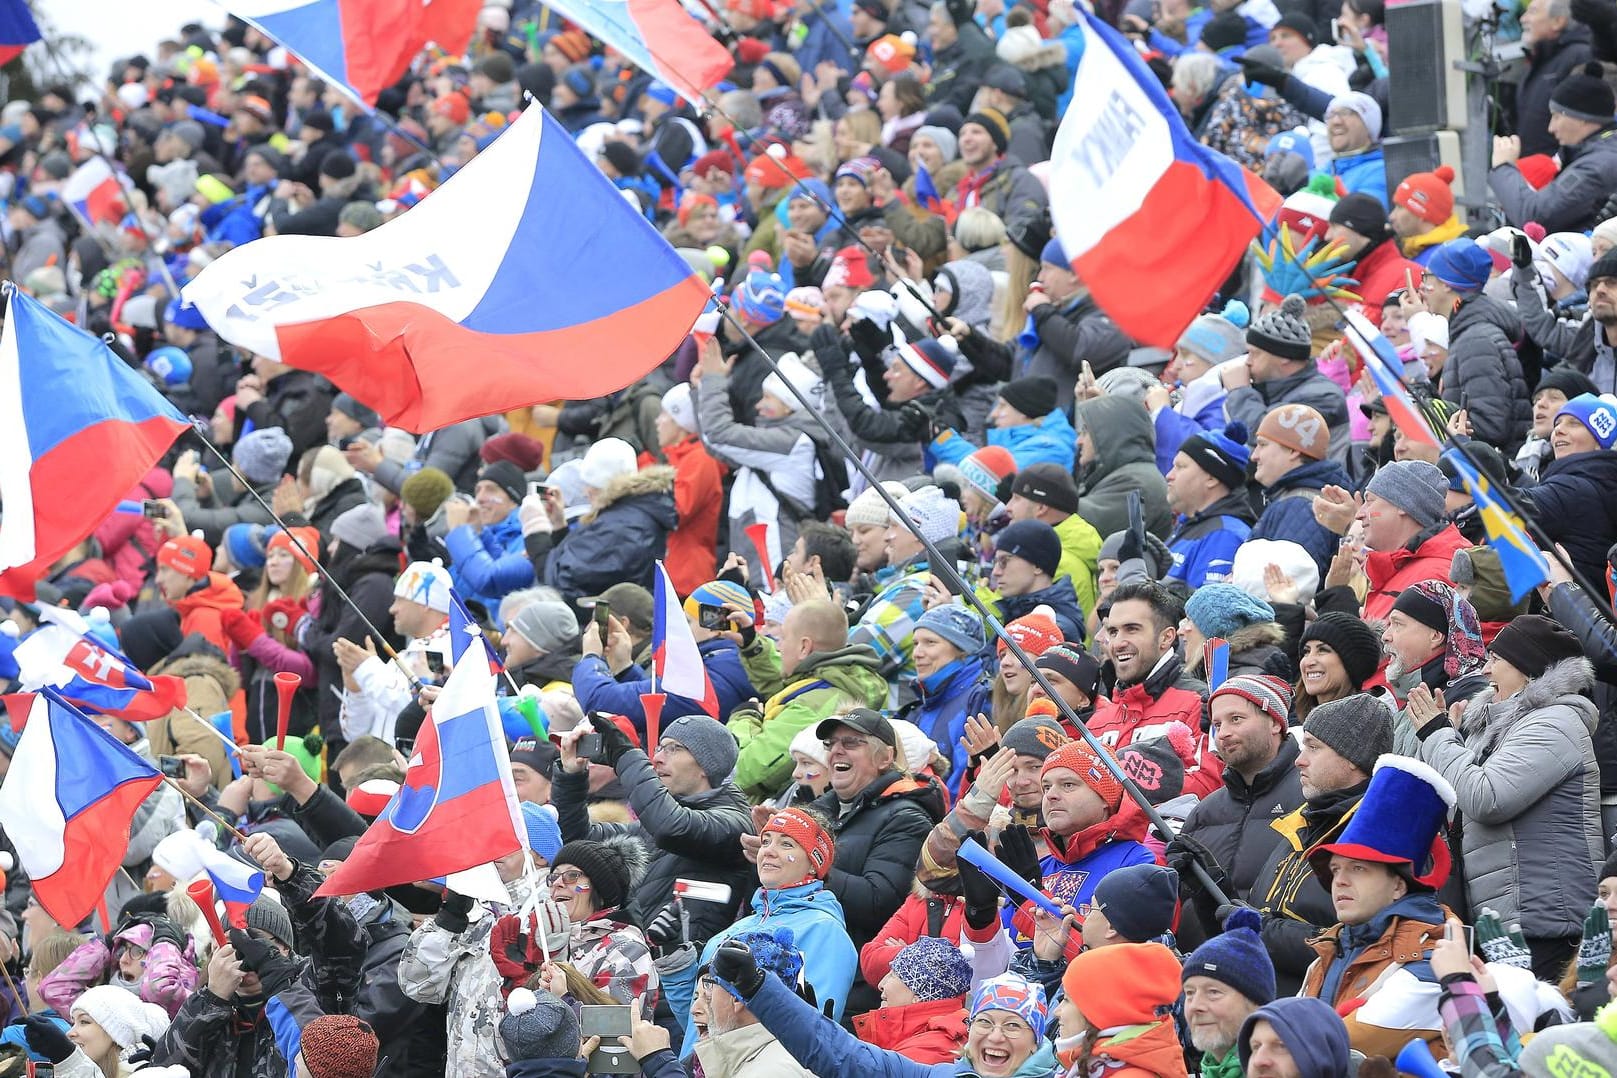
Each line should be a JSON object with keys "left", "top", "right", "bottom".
{"left": 1246, "top": 294, "right": 1312, "bottom": 362}
{"left": 232, "top": 427, "right": 294, "bottom": 486}
{"left": 245, "top": 894, "right": 295, "bottom": 948}
{"left": 1365, "top": 459, "right": 1447, "bottom": 527}
{"left": 498, "top": 988, "right": 581, "bottom": 1062}
{"left": 1302, "top": 693, "right": 1392, "bottom": 776}
{"left": 663, "top": 715, "right": 739, "bottom": 784}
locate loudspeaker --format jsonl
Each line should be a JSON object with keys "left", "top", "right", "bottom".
{"left": 1383, "top": 130, "right": 1465, "bottom": 199}
{"left": 1386, "top": 0, "right": 1467, "bottom": 134}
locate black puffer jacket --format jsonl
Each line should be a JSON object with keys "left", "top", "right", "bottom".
{"left": 1526, "top": 449, "right": 1617, "bottom": 599}
{"left": 535, "top": 467, "right": 678, "bottom": 603}
{"left": 1441, "top": 294, "right": 1532, "bottom": 453}
{"left": 552, "top": 750, "right": 757, "bottom": 947}
{"left": 151, "top": 958, "right": 323, "bottom": 1078}
{"left": 302, "top": 537, "right": 403, "bottom": 735}
{"left": 811, "top": 771, "right": 946, "bottom": 948}
{"left": 1179, "top": 737, "right": 1304, "bottom": 916}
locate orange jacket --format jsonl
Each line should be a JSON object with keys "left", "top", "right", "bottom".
{"left": 1079, "top": 1019, "right": 1189, "bottom": 1078}
{"left": 852, "top": 996, "right": 968, "bottom": 1065}
{"left": 644, "top": 437, "right": 725, "bottom": 596}
{"left": 173, "top": 572, "right": 245, "bottom": 655}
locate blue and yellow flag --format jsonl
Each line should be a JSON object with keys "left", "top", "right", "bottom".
{"left": 1443, "top": 449, "right": 1548, "bottom": 602}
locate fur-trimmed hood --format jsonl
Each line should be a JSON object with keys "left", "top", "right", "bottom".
{"left": 1009, "top": 40, "right": 1068, "bottom": 73}
{"left": 150, "top": 650, "right": 240, "bottom": 697}
{"left": 1460, "top": 656, "right": 1597, "bottom": 755}
{"left": 1229, "top": 621, "right": 1287, "bottom": 653}
{"left": 586, "top": 464, "right": 676, "bottom": 518}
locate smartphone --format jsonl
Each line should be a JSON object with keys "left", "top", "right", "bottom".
{"left": 158, "top": 755, "right": 186, "bottom": 779}
{"left": 142, "top": 499, "right": 166, "bottom": 519}
{"left": 1445, "top": 919, "right": 1476, "bottom": 954}
{"left": 580, "top": 1006, "right": 636, "bottom": 1073}
{"left": 576, "top": 730, "right": 603, "bottom": 761}
{"left": 697, "top": 604, "right": 729, "bottom": 631}
{"left": 593, "top": 600, "right": 612, "bottom": 637}
{"left": 527, "top": 480, "right": 542, "bottom": 499}
{"left": 337, "top": 435, "right": 357, "bottom": 450}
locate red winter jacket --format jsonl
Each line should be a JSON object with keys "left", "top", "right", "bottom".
{"left": 852, "top": 995, "right": 970, "bottom": 1064}
{"left": 859, "top": 891, "right": 1000, "bottom": 985}
{"left": 173, "top": 572, "right": 246, "bottom": 655}
{"left": 644, "top": 437, "right": 725, "bottom": 596}
{"left": 1352, "top": 239, "right": 1424, "bottom": 328}
{"left": 1086, "top": 654, "right": 1222, "bottom": 798}
{"left": 1361, "top": 523, "right": 1469, "bottom": 623}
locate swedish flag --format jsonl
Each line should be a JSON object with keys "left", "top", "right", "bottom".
{"left": 1443, "top": 449, "right": 1548, "bottom": 602}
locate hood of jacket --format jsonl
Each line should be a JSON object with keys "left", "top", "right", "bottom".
{"left": 1266, "top": 457, "right": 1351, "bottom": 498}
{"left": 794, "top": 643, "right": 885, "bottom": 682}
{"left": 1335, "top": 891, "right": 1447, "bottom": 952}
{"left": 1451, "top": 293, "right": 1523, "bottom": 346}
{"left": 1091, "top": 1019, "right": 1188, "bottom": 1078}
{"left": 1459, "top": 655, "right": 1598, "bottom": 755}
{"left": 938, "top": 259, "right": 996, "bottom": 328}
{"left": 150, "top": 650, "right": 240, "bottom": 697}
{"left": 1226, "top": 620, "right": 1287, "bottom": 656}
{"left": 831, "top": 769, "right": 950, "bottom": 824}
{"left": 585, "top": 465, "right": 677, "bottom": 528}
{"left": 175, "top": 572, "right": 245, "bottom": 616}
{"left": 1077, "top": 395, "right": 1156, "bottom": 475}
{"left": 504, "top": 1059, "right": 588, "bottom": 1078}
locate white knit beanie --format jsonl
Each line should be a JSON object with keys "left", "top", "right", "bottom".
{"left": 580, "top": 437, "right": 638, "bottom": 491}
{"left": 897, "top": 485, "right": 962, "bottom": 545}
{"left": 72, "top": 985, "right": 171, "bottom": 1049}
{"left": 843, "top": 481, "right": 909, "bottom": 528}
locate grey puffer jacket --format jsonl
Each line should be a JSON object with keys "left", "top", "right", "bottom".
{"left": 1441, "top": 295, "right": 1532, "bottom": 454}
{"left": 1489, "top": 126, "right": 1617, "bottom": 233}
{"left": 373, "top": 415, "right": 508, "bottom": 494}
{"left": 1415, "top": 656, "right": 1602, "bottom": 939}
{"left": 1074, "top": 395, "right": 1173, "bottom": 539}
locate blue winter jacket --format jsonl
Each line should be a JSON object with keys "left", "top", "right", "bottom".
{"left": 1166, "top": 489, "right": 1256, "bottom": 587}
{"left": 935, "top": 412, "right": 1078, "bottom": 472}
{"left": 684, "top": 881, "right": 859, "bottom": 1052}
{"left": 1315, "top": 892, "right": 1445, "bottom": 1004}
{"left": 1154, "top": 397, "right": 1227, "bottom": 474}
{"left": 200, "top": 183, "right": 273, "bottom": 247}
{"left": 443, "top": 510, "right": 534, "bottom": 626}
{"left": 744, "top": 973, "right": 1063, "bottom": 1078}
{"left": 571, "top": 638, "right": 757, "bottom": 735}
{"left": 1251, "top": 457, "right": 1354, "bottom": 577}
{"left": 896, "top": 655, "right": 991, "bottom": 781}
{"left": 1330, "top": 146, "right": 1389, "bottom": 206}
{"left": 1009, "top": 835, "right": 1155, "bottom": 945}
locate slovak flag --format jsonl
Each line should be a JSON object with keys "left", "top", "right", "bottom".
{"left": 0, "top": 291, "right": 190, "bottom": 599}
{"left": 184, "top": 104, "right": 710, "bottom": 435}
{"left": 61, "top": 158, "right": 128, "bottom": 227}
{"left": 0, "top": 692, "right": 163, "bottom": 928}
{"left": 222, "top": 0, "right": 479, "bottom": 106}
{"left": 14, "top": 611, "right": 188, "bottom": 721}
{"left": 448, "top": 586, "right": 503, "bottom": 675}
{"left": 1046, "top": 8, "right": 1281, "bottom": 348}
{"left": 0, "top": 0, "right": 40, "bottom": 66}
{"left": 1343, "top": 310, "right": 1439, "bottom": 447}
{"left": 652, "top": 562, "right": 717, "bottom": 718}
{"left": 535, "top": 0, "right": 732, "bottom": 104}
{"left": 315, "top": 633, "right": 526, "bottom": 897}
{"left": 150, "top": 829, "right": 265, "bottom": 928}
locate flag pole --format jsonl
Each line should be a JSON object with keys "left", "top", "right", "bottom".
{"left": 710, "top": 303, "right": 1233, "bottom": 909}
{"left": 185, "top": 429, "right": 424, "bottom": 691}
{"left": 160, "top": 775, "right": 252, "bottom": 846}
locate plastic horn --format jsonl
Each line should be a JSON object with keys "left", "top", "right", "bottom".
{"left": 186, "top": 878, "right": 228, "bottom": 947}
{"left": 1395, "top": 1039, "right": 1447, "bottom": 1078}
{"left": 273, "top": 672, "right": 301, "bottom": 751}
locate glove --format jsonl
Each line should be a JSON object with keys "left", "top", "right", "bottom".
{"left": 126, "top": 1036, "right": 157, "bottom": 1066}
{"left": 1577, "top": 902, "right": 1612, "bottom": 987}
{"left": 1165, "top": 832, "right": 1233, "bottom": 900}
{"left": 957, "top": 831, "right": 1002, "bottom": 930}
{"left": 23, "top": 1016, "right": 75, "bottom": 1065}
{"left": 847, "top": 316, "right": 892, "bottom": 364}
{"left": 221, "top": 607, "right": 264, "bottom": 651}
{"left": 1238, "top": 54, "right": 1288, "bottom": 88}
{"left": 995, "top": 825, "right": 1044, "bottom": 890}
{"left": 809, "top": 323, "right": 848, "bottom": 371}
{"left": 645, "top": 903, "right": 682, "bottom": 948}
{"left": 1510, "top": 232, "right": 1535, "bottom": 270}
{"left": 518, "top": 493, "right": 551, "bottom": 537}
{"left": 435, "top": 890, "right": 476, "bottom": 934}
{"left": 1475, "top": 907, "right": 1533, "bottom": 970}
{"left": 711, "top": 938, "right": 764, "bottom": 999}
{"left": 228, "top": 928, "right": 296, "bottom": 997}
{"left": 148, "top": 916, "right": 189, "bottom": 954}
{"left": 262, "top": 596, "right": 308, "bottom": 637}
{"left": 594, "top": 714, "right": 636, "bottom": 769}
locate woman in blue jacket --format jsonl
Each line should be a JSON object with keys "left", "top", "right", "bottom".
{"left": 683, "top": 807, "right": 857, "bottom": 1054}
{"left": 933, "top": 377, "right": 1079, "bottom": 472}
{"left": 442, "top": 461, "right": 535, "bottom": 625}
{"left": 896, "top": 604, "right": 992, "bottom": 782}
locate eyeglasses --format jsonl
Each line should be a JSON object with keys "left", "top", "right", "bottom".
{"left": 971, "top": 1016, "right": 1031, "bottom": 1038}
{"left": 823, "top": 735, "right": 872, "bottom": 752}
{"left": 548, "top": 869, "right": 589, "bottom": 888}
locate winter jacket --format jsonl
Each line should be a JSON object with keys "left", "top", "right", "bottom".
{"left": 40, "top": 933, "right": 196, "bottom": 1017}
{"left": 1415, "top": 657, "right": 1602, "bottom": 939}
{"left": 1250, "top": 780, "right": 1368, "bottom": 995}
{"left": 95, "top": 468, "right": 172, "bottom": 595}
{"left": 1330, "top": 146, "right": 1388, "bottom": 204}
{"left": 151, "top": 960, "right": 324, "bottom": 1078}
{"left": 236, "top": 368, "right": 333, "bottom": 465}
{"left": 859, "top": 891, "right": 1006, "bottom": 985}
{"left": 656, "top": 436, "right": 724, "bottom": 596}
{"left": 1353, "top": 239, "right": 1425, "bottom": 328}
{"left": 534, "top": 467, "right": 677, "bottom": 601}
{"left": 1440, "top": 295, "right": 1532, "bottom": 452}
{"left": 723, "top": 319, "right": 809, "bottom": 425}
{"left": 172, "top": 573, "right": 245, "bottom": 655}
{"left": 11, "top": 217, "right": 66, "bottom": 282}
{"left": 1225, "top": 366, "right": 1351, "bottom": 467}
{"left": 691, "top": 881, "right": 858, "bottom": 1044}
{"left": 1052, "top": 513, "right": 1102, "bottom": 618}
{"left": 729, "top": 641, "right": 889, "bottom": 800}
{"left": 1166, "top": 488, "right": 1257, "bottom": 587}
{"left": 1490, "top": 125, "right": 1617, "bottom": 232}
{"left": 934, "top": 411, "right": 1078, "bottom": 473}
{"left": 373, "top": 416, "right": 508, "bottom": 495}
{"left": 444, "top": 509, "right": 534, "bottom": 625}
{"left": 929, "top": 22, "right": 998, "bottom": 114}
{"left": 1550, "top": 582, "right": 1617, "bottom": 795}
{"left": 301, "top": 539, "right": 402, "bottom": 735}
{"left": 1221, "top": 622, "right": 1297, "bottom": 682}
{"left": 953, "top": 156, "right": 1050, "bottom": 254}
{"left": 1525, "top": 449, "right": 1617, "bottom": 595}
{"left": 1512, "top": 274, "right": 1617, "bottom": 394}
{"left": 552, "top": 750, "right": 756, "bottom": 947}
{"left": 811, "top": 771, "right": 947, "bottom": 948}
{"left": 896, "top": 655, "right": 992, "bottom": 781}
{"left": 1021, "top": 294, "right": 1133, "bottom": 413}
{"left": 305, "top": 476, "right": 370, "bottom": 542}
{"left": 172, "top": 473, "right": 277, "bottom": 548}
{"left": 1518, "top": 26, "right": 1594, "bottom": 155}
{"left": 146, "top": 651, "right": 239, "bottom": 791}
{"left": 746, "top": 972, "right": 1063, "bottom": 1077}
{"left": 1252, "top": 457, "right": 1354, "bottom": 578}
{"left": 1179, "top": 737, "right": 1303, "bottom": 915}
{"left": 1301, "top": 892, "right": 1451, "bottom": 1058}
{"left": 851, "top": 554, "right": 934, "bottom": 683}
{"left": 1360, "top": 522, "right": 1470, "bottom": 623}
{"left": 1088, "top": 652, "right": 1222, "bottom": 798}
{"left": 1008, "top": 815, "right": 1156, "bottom": 951}
{"left": 854, "top": 996, "right": 969, "bottom": 1065}
{"left": 563, "top": 912, "right": 658, "bottom": 1007}
{"left": 816, "top": 328, "right": 966, "bottom": 480}
{"left": 694, "top": 369, "right": 828, "bottom": 582}
{"left": 1153, "top": 368, "right": 1229, "bottom": 473}
{"left": 996, "top": 575, "right": 1086, "bottom": 645}
{"left": 692, "top": 1022, "right": 817, "bottom": 1078}
{"left": 571, "top": 637, "right": 756, "bottom": 732}
{"left": 1075, "top": 396, "right": 1174, "bottom": 540}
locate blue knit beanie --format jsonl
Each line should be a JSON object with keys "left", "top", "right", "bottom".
{"left": 891, "top": 937, "right": 973, "bottom": 1002}
{"left": 223, "top": 523, "right": 269, "bottom": 571}
{"left": 1185, "top": 584, "right": 1275, "bottom": 639}
{"left": 721, "top": 927, "right": 804, "bottom": 999}
{"left": 1181, "top": 907, "right": 1276, "bottom": 1005}
{"left": 1040, "top": 236, "right": 1067, "bottom": 267}
{"left": 521, "top": 802, "right": 563, "bottom": 864}
{"left": 734, "top": 270, "right": 786, "bottom": 324}
{"left": 1238, "top": 998, "right": 1350, "bottom": 1078}
{"left": 1425, "top": 238, "right": 1493, "bottom": 293}
{"left": 915, "top": 603, "right": 985, "bottom": 655}
{"left": 1557, "top": 392, "right": 1617, "bottom": 450}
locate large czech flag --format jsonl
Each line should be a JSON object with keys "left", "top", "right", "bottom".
{"left": 0, "top": 693, "right": 163, "bottom": 928}
{"left": 0, "top": 291, "right": 190, "bottom": 599}
{"left": 539, "top": 0, "right": 733, "bottom": 104}
{"left": 1048, "top": 10, "right": 1281, "bottom": 348}
{"left": 185, "top": 105, "right": 710, "bottom": 434}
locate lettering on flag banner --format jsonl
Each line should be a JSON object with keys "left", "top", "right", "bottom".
{"left": 224, "top": 257, "right": 462, "bottom": 323}
{"left": 1067, "top": 91, "right": 1150, "bottom": 191}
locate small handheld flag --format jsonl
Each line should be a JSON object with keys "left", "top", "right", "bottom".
{"left": 652, "top": 562, "right": 718, "bottom": 718}
{"left": 1344, "top": 311, "right": 1439, "bottom": 449}
{"left": 1443, "top": 449, "right": 1549, "bottom": 601}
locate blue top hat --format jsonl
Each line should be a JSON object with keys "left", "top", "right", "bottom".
{"left": 1311, "top": 755, "right": 1456, "bottom": 891}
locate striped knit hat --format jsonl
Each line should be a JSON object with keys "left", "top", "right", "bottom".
{"left": 895, "top": 338, "right": 957, "bottom": 389}
{"left": 1210, "top": 674, "right": 1293, "bottom": 728}
{"left": 958, "top": 445, "right": 1017, "bottom": 505}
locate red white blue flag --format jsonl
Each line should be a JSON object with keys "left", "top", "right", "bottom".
{"left": 652, "top": 561, "right": 717, "bottom": 718}
{"left": 0, "top": 692, "right": 163, "bottom": 927}
{"left": 184, "top": 104, "right": 710, "bottom": 434}
{"left": 1047, "top": 9, "right": 1281, "bottom": 347}
{"left": 0, "top": 290, "right": 190, "bottom": 599}
{"left": 0, "top": 0, "right": 40, "bottom": 66}
{"left": 537, "top": 0, "right": 733, "bottom": 104}
{"left": 14, "top": 609, "right": 188, "bottom": 722}
{"left": 61, "top": 158, "right": 128, "bottom": 227}
{"left": 1344, "top": 310, "right": 1438, "bottom": 447}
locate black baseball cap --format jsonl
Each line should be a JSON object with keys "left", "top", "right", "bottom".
{"left": 816, "top": 708, "right": 897, "bottom": 747}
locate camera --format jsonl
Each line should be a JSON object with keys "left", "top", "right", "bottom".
{"left": 697, "top": 604, "right": 729, "bottom": 631}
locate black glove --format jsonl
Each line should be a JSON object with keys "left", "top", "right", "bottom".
{"left": 957, "top": 831, "right": 1002, "bottom": 930}
{"left": 228, "top": 928, "right": 297, "bottom": 998}
{"left": 126, "top": 1036, "right": 157, "bottom": 1066}
{"left": 1165, "top": 833, "right": 1233, "bottom": 900}
{"left": 1511, "top": 233, "right": 1534, "bottom": 270}
{"left": 810, "top": 323, "right": 848, "bottom": 370}
{"left": 995, "top": 825, "right": 1044, "bottom": 890}
{"left": 847, "top": 317, "right": 892, "bottom": 364}
{"left": 711, "top": 939, "right": 764, "bottom": 999}
{"left": 435, "top": 890, "right": 476, "bottom": 934}
{"left": 1237, "top": 55, "right": 1288, "bottom": 89}
{"left": 594, "top": 714, "right": 636, "bottom": 768}
{"left": 645, "top": 903, "right": 681, "bottom": 948}
{"left": 23, "top": 1016, "right": 75, "bottom": 1065}
{"left": 148, "top": 916, "right": 188, "bottom": 953}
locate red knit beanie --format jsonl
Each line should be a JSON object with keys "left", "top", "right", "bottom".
{"left": 301, "top": 1015, "right": 379, "bottom": 1078}
{"left": 1040, "top": 741, "right": 1124, "bottom": 811}
{"left": 1393, "top": 165, "right": 1455, "bottom": 226}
